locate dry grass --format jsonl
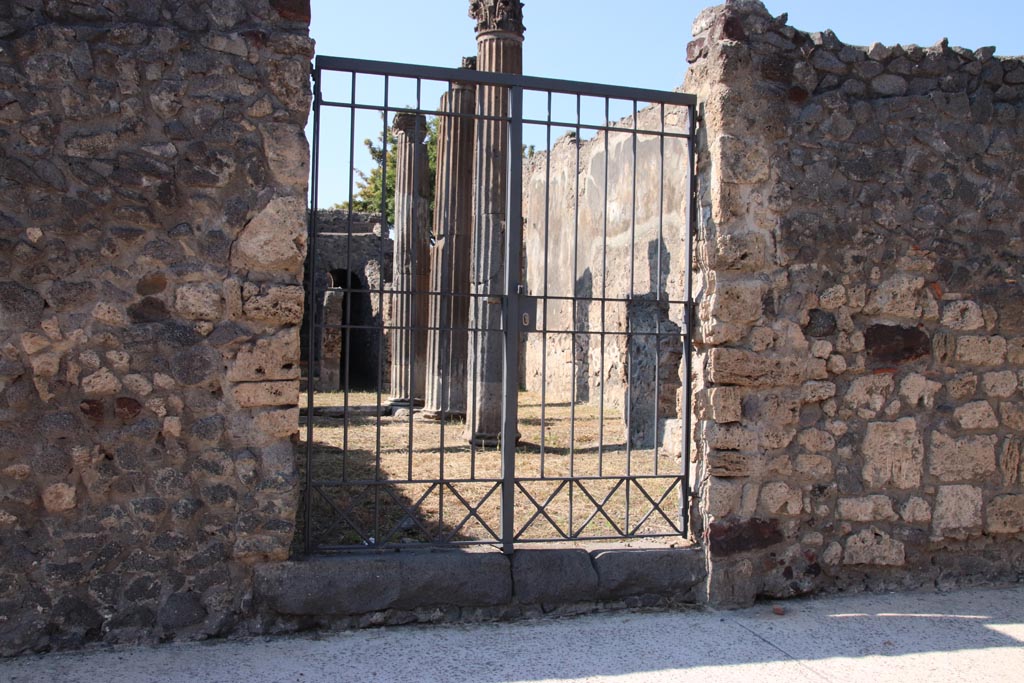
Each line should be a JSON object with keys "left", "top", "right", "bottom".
{"left": 296, "top": 391, "right": 686, "bottom": 550}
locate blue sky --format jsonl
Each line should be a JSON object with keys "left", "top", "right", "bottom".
{"left": 307, "top": 0, "right": 1024, "bottom": 210}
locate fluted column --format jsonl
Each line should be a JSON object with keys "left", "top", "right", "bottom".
{"left": 465, "top": 0, "right": 524, "bottom": 445}
{"left": 423, "top": 59, "right": 477, "bottom": 421}
{"left": 389, "top": 112, "right": 431, "bottom": 407}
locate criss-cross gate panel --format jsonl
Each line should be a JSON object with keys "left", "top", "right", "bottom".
{"left": 301, "top": 55, "right": 697, "bottom": 554}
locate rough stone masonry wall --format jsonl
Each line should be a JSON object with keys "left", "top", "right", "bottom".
{"left": 686, "top": 1, "right": 1024, "bottom": 604}
{"left": 0, "top": 0, "right": 311, "bottom": 654}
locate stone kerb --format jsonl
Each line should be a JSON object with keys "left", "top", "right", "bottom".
{"left": 687, "top": 1, "right": 1024, "bottom": 605}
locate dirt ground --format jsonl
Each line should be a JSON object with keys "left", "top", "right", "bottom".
{"left": 297, "top": 391, "right": 687, "bottom": 550}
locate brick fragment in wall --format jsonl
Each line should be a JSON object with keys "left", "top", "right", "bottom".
{"left": 707, "top": 517, "right": 784, "bottom": 557}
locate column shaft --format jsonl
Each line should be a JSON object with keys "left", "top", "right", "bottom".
{"left": 389, "top": 113, "right": 431, "bottom": 406}
{"left": 424, "top": 75, "right": 476, "bottom": 420}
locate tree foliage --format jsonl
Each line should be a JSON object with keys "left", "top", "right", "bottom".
{"left": 350, "top": 115, "right": 438, "bottom": 226}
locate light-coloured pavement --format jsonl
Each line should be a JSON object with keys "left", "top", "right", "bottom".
{"left": 2, "top": 584, "right": 1023, "bottom": 682}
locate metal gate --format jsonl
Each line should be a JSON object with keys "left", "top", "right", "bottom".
{"left": 302, "top": 55, "right": 698, "bottom": 554}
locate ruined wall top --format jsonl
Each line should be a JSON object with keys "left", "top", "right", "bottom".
{"left": 469, "top": 0, "right": 525, "bottom": 37}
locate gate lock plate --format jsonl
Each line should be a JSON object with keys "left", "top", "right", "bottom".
{"left": 518, "top": 295, "right": 538, "bottom": 333}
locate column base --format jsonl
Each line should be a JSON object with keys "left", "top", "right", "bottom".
{"left": 418, "top": 409, "right": 466, "bottom": 422}
{"left": 464, "top": 430, "right": 521, "bottom": 448}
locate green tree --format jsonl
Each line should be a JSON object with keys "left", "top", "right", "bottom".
{"left": 351, "top": 114, "right": 438, "bottom": 226}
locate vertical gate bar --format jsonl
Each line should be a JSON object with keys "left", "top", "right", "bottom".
{"left": 598, "top": 96, "right": 609, "bottom": 477}
{"left": 342, "top": 72, "right": 359, "bottom": 478}
{"left": 539, "top": 90, "right": 552, "bottom": 476}
{"left": 500, "top": 85, "right": 524, "bottom": 554}
{"left": 654, "top": 103, "right": 666, "bottom": 475}
{"left": 682, "top": 104, "right": 698, "bottom": 533}
{"left": 625, "top": 98, "right": 639, "bottom": 534}
{"left": 407, "top": 82, "right": 424, "bottom": 484}
{"left": 374, "top": 75, "right": 391, "bottom": 546}
{"left": 569, "top": 93, "right": 581, "bottom": 535}
{"left": 303, "top": 64, "right": 322, "bottom": 555}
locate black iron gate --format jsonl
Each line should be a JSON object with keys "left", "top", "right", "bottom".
{"left": 302, "top": 55, "right": 698, "bottom": 553}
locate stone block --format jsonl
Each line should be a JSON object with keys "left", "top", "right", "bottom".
{"left": 899, "top": 373, "right": 941, "bottom": 408}
{"left": 802, "top": 381, "right": 836, "bottom": 403}
{"left": 709, "top": 279, "right": 765, "bottom": 323}
{"left": 863, "top": 274, "right": 924, "bottom": 319}
{"left": 844, "top": 374, "right": 894, "bottom": 417}
{"left": 842, "top": 528, "right": 905, "bottom": 566}
{"left": 797, "top": 428, "right": 835, "bottom": 453}
{"left": 711, "top": 231, "right": 769, "bottom": 272}
{"left": 232, "top": 381, "right": 297, "bottom": 408}
{"left": 512, "top": 549, "right": 597, "bottom": 605}
{"left": 242, "top": 285, "right": 304, "bottom": 324}
{"left": 42, "top": 483, "right": 77, "bottom": 513}
{"left": 933, "top": 485, "right": 983, "bottom": 534}
{"left": 707, "top": 450, "right": 756, "bottom": 477}
{"left": 861, "top": 418, "right": 923, "bottom": 489}
{"left": 706, "top": 476, "right": 744, "bottom": 517}
{"left": 700, "top": 386, "right": 743, "bottom": 423}
{"left": 254, "top": 552, "right": 512, "bottom": 616}
{"left": 986, "top": 494, "right": 1024, "bottom": 534}
{"left": 759, "top": 482, "right": 802, "bottom": 515}
{"left": 231, "top": 197, "right": 307, "bottom": 276}
{"left": 252, "top": 408, "right": 299, "bottom": 439}
{"left": 955, "top": 335, "right": 1007, "bottom": 366}
{"left": 1008, "top": 337, "right": 1024, "bottom": 365}
{"left": 929, "top": 432, "right": 997, "bottom": 481}
{"left": 227, "top": 331, "right": 300, "bottom": 382}
{"left": 1000, "top": 437, "right": 1022, "bottom": 486}
{"left": 713, "top": 135, "right": 769, "bottom": 184}
{"left": 837, "top": 495, "right": 898, "bottom": 522}
{"left": 954, "top": 401, "right": 999, "bottom": 430}
{"left": 1000, "top": 403, "right": 1024, "bottom": 431}
{"left": 702, "top": 422, "right": 758, "bottom": 452}
{"left": 794, "top": 453, "right": 833, "bottom": 480}
{"left": 900, "top": 496, "right": 932, "bottom": 523}
{"left": 174, "top": 283, "right": 223, "bottom": 321}
{"left": 942, "top": 300, "right": 985, "bottom": 331}
{"left": 708, "top": 348, "right": 826, "bottom": 387}
{"left": 982, "top": 371, "right": 1017, "bottom": 398}
{"left": 260, "top": 123, "right": 310, "bottom": 189}
{"left": 81, "top": 368, "right": 121, "bottom": 396}
{"left": 591, "top": 548, "right": 705, "bottom": 601}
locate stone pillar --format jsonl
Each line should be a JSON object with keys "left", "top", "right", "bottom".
{"left": 423, "top": 58, "right": 477, "bottom": 420}
{"left": 317, "top": 288, "right": 345, "bottom": 391}
{"left": 465, "top": 0, "right": 525, "bottom": 445}
{"left": 389, "top": 112, "right": 431, "bottom": 407}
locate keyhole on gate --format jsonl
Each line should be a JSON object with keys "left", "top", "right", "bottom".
{"left": 522, "top": 312, "right": 530, "bottom": 328}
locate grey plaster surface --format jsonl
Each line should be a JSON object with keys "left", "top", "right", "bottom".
{"left": 3, "top": 584, "right": 1022, "bottom": 682}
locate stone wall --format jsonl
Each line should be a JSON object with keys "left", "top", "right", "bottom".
{"left": 686, "top": 1, "right": 1024, "bottom": 603}
{"left": 0, "top": 0, "right": 311, "bottom": 654}
{"left": 304, "top": 210, "right": 392, "bottom": 392}
{"left": 522, "top": 110, "right": 690, "bottom": 441}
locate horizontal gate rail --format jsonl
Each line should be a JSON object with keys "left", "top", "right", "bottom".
{"left": 302, "top": 54, "right": 698, "bottom": 554}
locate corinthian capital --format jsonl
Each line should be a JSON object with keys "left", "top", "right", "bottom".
{"left": 468, "top": 0, "right": 525, "bottom": 36}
